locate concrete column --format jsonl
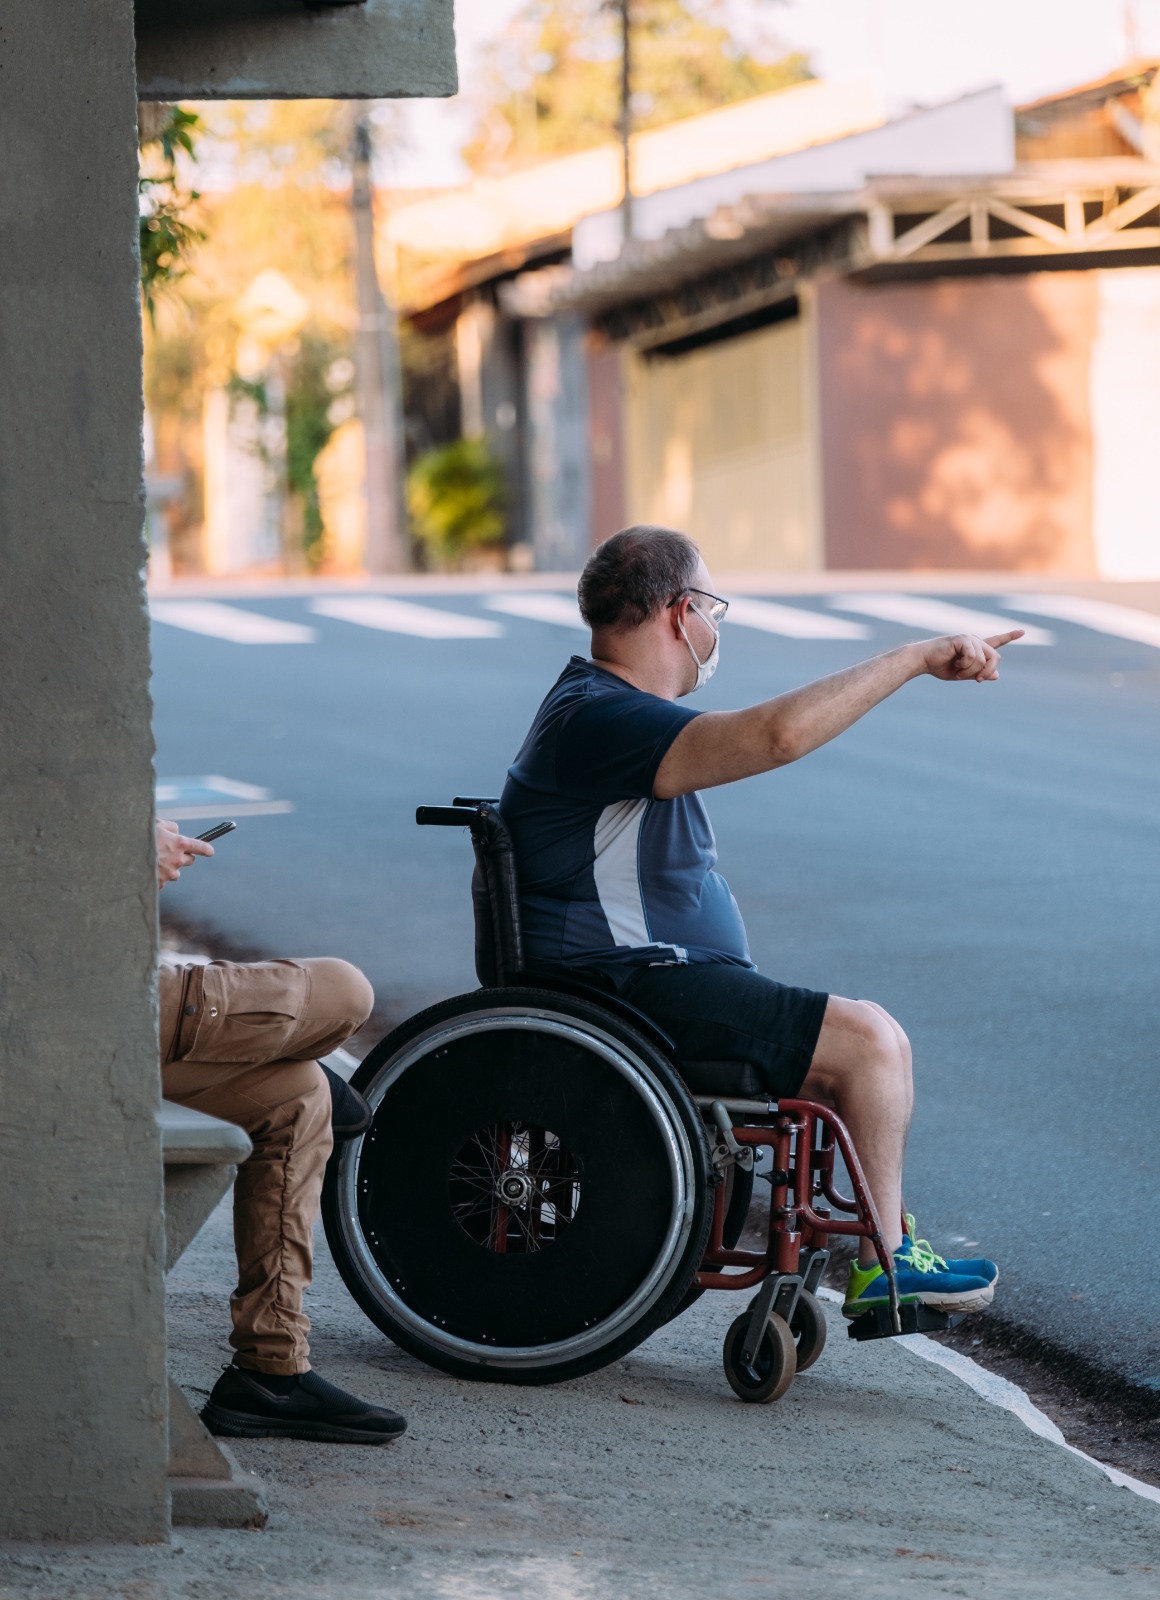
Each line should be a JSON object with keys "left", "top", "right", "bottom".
{"left": 352, "top": 109, "right": 407, "bottom": 574}
{"left": 525, "top": 315, "right": 593, "bottom": 570}
{"left": 0, "top": 0, "right": 169, "bottom": 1541}
{"left": 456, "top": 299, "right": 492, "bottom": 441}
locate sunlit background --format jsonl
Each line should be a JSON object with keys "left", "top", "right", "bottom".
{"left": 146, "top": 1, "right": 1160, "bottom": 1400}
{"left": 400, "top": 0, "right": 1160, "bottom": 188}
{"left": 141, "top": 0, "right": 1160, "bottom": 581}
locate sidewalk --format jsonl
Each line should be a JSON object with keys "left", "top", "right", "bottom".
{"left": 4, "top": 1198, "right": 1157, "bottom": 1599}
{"left": 147, "top": 567, "right": 1160, "bottom": 615}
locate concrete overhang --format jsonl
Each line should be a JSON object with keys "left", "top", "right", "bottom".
{"left": 135, "top": 0, "right": 456, "bottom": 100}
{"left": 502, "top": 193, "right": 853, "bottom": 320}
{"left": 1014, "top": 58, "right": 1160, "bottom": 118}
{"left": 505, "top": 158, "right": 1160, "bottom": 329}
{"left": 405, "top": 234, "right": 574, "bottom": 328}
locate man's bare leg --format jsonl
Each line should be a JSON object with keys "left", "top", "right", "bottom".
{"left": 798, "top": 996, "right": 913, "bottom": 1264}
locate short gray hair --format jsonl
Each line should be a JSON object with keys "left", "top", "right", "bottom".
{"left": 578, "top": 525, "right": 700, "bottom": 631}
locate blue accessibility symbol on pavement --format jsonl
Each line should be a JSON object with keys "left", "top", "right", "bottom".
{"left": 156, "top": 774, "right": 293, "bottom": 821}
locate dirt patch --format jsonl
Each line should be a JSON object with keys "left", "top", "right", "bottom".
{"left": 928, "top": 1315, "right": 1160, "bottom": 1491}
{"left": 161, "top": 910, "right": 264, "bottom": 965}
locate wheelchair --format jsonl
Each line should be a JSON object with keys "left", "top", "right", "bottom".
{"left": 322, "top": 798, "right": 950, "bottom": 1403}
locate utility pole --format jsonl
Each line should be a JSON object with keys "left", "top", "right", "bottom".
{"left": 619, "top": 0, "right": 633, "bottom": 244}
{"left": 351, "top": 103, "right": 407, "bottom": 573}
{"left": 1124, "top": 0, "right": 1141, "bottom": 60}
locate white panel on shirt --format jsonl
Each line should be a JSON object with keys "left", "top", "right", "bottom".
{"left": 592, "top": 799, "right": 651, "bottom": 947}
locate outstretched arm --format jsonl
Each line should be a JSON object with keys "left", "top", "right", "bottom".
{"left": 653, "top": 631, "right": 1023, "bottom": 799}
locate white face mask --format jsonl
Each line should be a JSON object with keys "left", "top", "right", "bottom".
{"left": 678, "top": 600, "right": 720, "bottom": 692}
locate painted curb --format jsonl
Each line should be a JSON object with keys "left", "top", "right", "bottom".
{"left": 817, "top": 1286, "right": 1160, "bottom": 1507}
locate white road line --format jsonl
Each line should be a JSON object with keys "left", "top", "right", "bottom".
{"left": 899, "top": 1333, "right": 1160, "bottom": 1508}
{"left": 310, "top": 596, "right": 504, "bottom": 639}
{"left": 817, "top": 1288, "right": 1160, "bottom": 1507}
{"left": 151, "top": 601, "right": 316, "bottom": 644}
{"left": 156, "top": 773, "right": 293, "bottom": 821}
{"left": 726, "top": 598, "right": 872, "bottom": 640}
{"left": 485, "top": 593, "right": 587, "bottom": 629}
{"left": 1002, "top": 593, "right": 1160, "bottom": 649}
{"left": 155, "top": 801, "right": 294, "bottom": 820}
{"left": 828, "top": 593, "right": 1055, "bottom": 645}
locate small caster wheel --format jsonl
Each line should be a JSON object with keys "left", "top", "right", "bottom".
{"left": 790, "top": 1289, "right": 827, "bottom": 1373}
{"left": 722, "top": 1310, "right": 796, "bottom": 1403}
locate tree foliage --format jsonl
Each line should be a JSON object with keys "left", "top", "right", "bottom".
{"left": 139, "top": 105, "right": 203, "bottom": 322}
{"left": 464, "top": 0, "right": 811, "bottom": 172}
{"left": 144, "top": 102, "right": 361, "bottom": 571}
{"left": 406, "top": 438, "right": 506, "bottom": 565}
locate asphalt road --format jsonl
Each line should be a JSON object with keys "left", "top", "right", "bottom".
{"left": 152, "top": 581, "right": 1160, "bottom": 1392}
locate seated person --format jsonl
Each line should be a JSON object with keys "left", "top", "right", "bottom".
{"left": 156, "top": 819, "right": 406, "bottom": 1444}
{"left": 499, "top": 526, "right": 1011, "bottom": 1318}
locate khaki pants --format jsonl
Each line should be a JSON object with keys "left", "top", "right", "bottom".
{"left": 160, "top": 957, "right": 373, "bottom": 1375}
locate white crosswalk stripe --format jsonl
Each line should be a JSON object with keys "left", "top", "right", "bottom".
{"left": 1001, "top": 594, "right": 1160, "bottom": 649}
{"left": 310, "top": 596, "right": 504, "bottom": 639}
{"left": 726, "top": 598, "right": 872, "bottom": 640}
{"left": 150, "top": 601, "right": 316, "bottom": 644}
{"left": 828, "top": 594, "right": 1055, "bottom": 645}
{"left": 157, "top": 590, "right": 1158, "bottom": 653}
{"left": 485, "top": 593, "right": 587, "bottom": 629}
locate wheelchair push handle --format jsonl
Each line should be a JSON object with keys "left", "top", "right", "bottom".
{"left": 415, "top": 805, "right": 482, "bottom": 827}
{"left": 415, "top": 797, "right": 503, "bottom": 829}
{"left": 416, "top": 795, "right": 524, "bottom": 986}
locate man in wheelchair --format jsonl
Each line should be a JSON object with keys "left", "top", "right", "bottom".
{"left": 500, "top": 525, "right": 1010, "bottom": 1321}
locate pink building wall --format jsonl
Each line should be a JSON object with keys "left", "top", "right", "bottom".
{"left": 816, "top": 273, "right": 1098, "bottom": 572}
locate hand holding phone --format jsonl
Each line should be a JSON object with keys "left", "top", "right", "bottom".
{"left": 157, "top": 818, "right": 220, "bottom": 889}
{"left": 196, "top": 821, "right": 237, "bottom": 843}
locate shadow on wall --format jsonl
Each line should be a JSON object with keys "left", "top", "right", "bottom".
{"left": 817, "top": 273, "right": 1097, "bottom": 572}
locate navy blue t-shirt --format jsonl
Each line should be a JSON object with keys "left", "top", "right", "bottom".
{"left": 500, "top": 657, "right": 753, "bottom": 971}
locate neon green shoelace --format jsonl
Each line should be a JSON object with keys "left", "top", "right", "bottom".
{"left": 900, "top": 1217, "right": 948, "bottom": 1275}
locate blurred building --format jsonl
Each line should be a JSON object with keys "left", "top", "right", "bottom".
{"left": 392, "top": 63, "right": 1160, "bottom": 578}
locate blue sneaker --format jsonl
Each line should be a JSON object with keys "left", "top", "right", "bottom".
{"left": 843, "top": 1237, "right": 995, "bottom": 1318}
{"left": 904, "top": 1214, "right": 999, "bottom": 1286}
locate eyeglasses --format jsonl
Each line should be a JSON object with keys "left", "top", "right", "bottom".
{"left": 670, "top": 588, "right": 729, "bottom": 625}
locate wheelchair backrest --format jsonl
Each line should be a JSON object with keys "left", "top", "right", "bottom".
{"left": 416, "top": 798, "right": 524, "bottom": 987}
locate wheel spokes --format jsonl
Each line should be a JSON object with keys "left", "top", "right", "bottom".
{"left": 448, "top": 1122, "right": 581, "bottom": 1253}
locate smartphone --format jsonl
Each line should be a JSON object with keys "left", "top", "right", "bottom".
{"left": 196, "top": 821, "right": 237, "bottom": 843}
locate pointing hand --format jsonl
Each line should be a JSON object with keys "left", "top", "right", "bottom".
{"left": 921, "top": 630, "right": 1024, "bottom": 683}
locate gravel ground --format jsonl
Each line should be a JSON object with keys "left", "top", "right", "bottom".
{"left": 3, "top": 1194, "right": 1159, "bottom": 1600}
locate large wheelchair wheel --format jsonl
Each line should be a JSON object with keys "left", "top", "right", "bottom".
{"left": 322, "top": 987, "right": 713, "bottom": 1386}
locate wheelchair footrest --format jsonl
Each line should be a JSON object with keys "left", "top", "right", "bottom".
{"left": 846, "top": 1302, "right": 951, "bottom": 1340}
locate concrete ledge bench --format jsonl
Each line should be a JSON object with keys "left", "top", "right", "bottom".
{"left": 159, "top": 1099, "right": 268, "bottom": 1530}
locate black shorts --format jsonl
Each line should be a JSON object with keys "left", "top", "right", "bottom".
{"left": 582, "top": 963, "right": 829, "bottom": 1101}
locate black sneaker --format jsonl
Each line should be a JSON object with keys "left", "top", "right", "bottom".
{"left": 320, "top": 1062, "right": 373, "bottom": 1140}
{"left": 202, "top": 1366, "right": 407, "bottom": 1444}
